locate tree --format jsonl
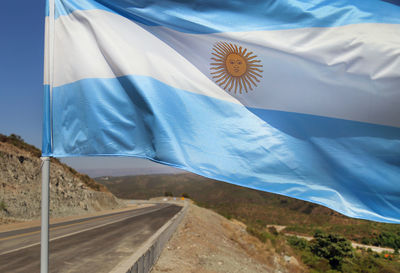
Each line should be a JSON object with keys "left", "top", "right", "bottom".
{"left": 310, "top": 231, "right": 353, "bottom": 270}
{"left": 164, "top": 191, "right": 173, "bottom": 197}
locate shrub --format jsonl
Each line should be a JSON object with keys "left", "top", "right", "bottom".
{"left": 181, "top": 193, "right": 190, "bottom": 198}
{"left": 0, "top": 200, "right": 6, "bottom": 211}
{"left": 287, "top": 236, "right": 309, "bottom": 250}
{"left": 223, "top": 213, "right": 232, "bottom": 220}
{"left": 164, "top": 191, "right": 173, "bottom": 197}
{"left": 310, "top": 231, "right": 353, "bottom": 270}
{"left": 246, "top": 226, "right": 273, "bottom": 243}
{"left": 361, "top": 237, "right": 370, "bottom": 245}
{"left": 268, "top": 226, "right": 279, "bottom": 236}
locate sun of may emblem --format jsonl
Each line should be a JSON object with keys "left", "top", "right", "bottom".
{"left": 210, "top": 42, "right": 263, "bottom": 94}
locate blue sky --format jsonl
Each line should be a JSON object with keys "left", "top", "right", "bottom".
{"left": 0, "top": 1, "right": 178, "bottom": 176}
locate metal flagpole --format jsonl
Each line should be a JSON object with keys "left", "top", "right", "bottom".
{"left": 41, "top": 157, "right": 50, "bottom": 273}
{"left": 42, "top": 0, "right": 54, "bottom": 270}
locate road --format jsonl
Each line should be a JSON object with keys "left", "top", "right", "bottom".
{"left": 0, "top": 203, "right": 181, "bottom": 273}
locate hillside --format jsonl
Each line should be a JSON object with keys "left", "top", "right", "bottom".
{"left": 0, "top": 134, "right": 124, "bottom": 224}
{"left": 97, "top": 173, "right": 400, "bottom": 249}
{"left": 151, "top": 202, "right": 304, "bottom": 273}
{"left": 97, "top": 173, "right": 356, "bottom": 225}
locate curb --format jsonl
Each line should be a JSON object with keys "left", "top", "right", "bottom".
{"left": 110, "top": 202, "right": 189, "bottom": 273}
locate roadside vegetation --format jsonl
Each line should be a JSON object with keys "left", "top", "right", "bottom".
{"left": 285, "top": 222, "right": 400, "bottom": 251}
{"left": 287, "top": 232, "right": 400, "bottom": 272}
{"left": 244, "top": 220, "right": 400, "bottom": 272}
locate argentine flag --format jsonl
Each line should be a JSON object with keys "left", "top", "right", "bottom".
{"left": 43, "top": 0, "right": 400, "bottom": 223}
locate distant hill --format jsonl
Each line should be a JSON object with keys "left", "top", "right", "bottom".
{"left": 96, "top": 173, "right": 400, "bottom": 247}
{"left": 80, "top": 165, "right": 184, "bottom": 178}
{"left": 0, "top": 134, "right": 124, "bottom": 223}
{"left": 96, "top": 173, "right": 343, "bottom": 225}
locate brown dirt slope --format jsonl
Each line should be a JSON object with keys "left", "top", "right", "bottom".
{"left": 151, "top": 203, "right": 305, "bottom": 273}
{"left": 0, "top": 134, "right": 125, "bottom": 224}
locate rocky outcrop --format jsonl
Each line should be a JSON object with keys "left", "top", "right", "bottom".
{"left": 0, "top": 137, "right": 125, "bottom": 223}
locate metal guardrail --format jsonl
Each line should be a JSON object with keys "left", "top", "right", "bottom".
{"left": 110, "top": 202, "right": 189, "bottom": 273}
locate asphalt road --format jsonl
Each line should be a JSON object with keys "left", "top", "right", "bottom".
{"left": 0, "top": 203, "right": 181, "bottom": 273}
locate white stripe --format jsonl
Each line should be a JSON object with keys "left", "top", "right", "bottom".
{"left": 50, "top": 10, "right": 238, "bottom": 104}
{"left": 50, "top": 9, "right": 400, "bottom": 127}
{"left": 43, "top": 18, "right": 49, "bottom": 85}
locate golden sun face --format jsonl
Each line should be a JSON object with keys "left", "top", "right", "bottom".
{"left": 210, "top": 42, "right": 263, "bottom": 94}
{"left": 226, "top": 53, "right": 247, "bottom": 77}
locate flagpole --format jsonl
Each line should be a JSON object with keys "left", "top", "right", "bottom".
{"left": 41, "top": 157, "right": 50, "bottom": 273}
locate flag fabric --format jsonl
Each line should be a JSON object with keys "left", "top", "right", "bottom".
{"left": 43, "top": 0, "right": 400, "bottom": 223}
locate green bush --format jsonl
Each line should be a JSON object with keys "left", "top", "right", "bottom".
{"left": 287, "top": 236, "right": 309, "bottom": 250}
{"left": 0, "top": 200, "right": 6, "bottom": 211}
{"left": 246, "top": 225, "right": 274, "bottom": 243}
{"left": 268, "top": 226, "right": 279, "bottom": 236}
{"left": 181, "top": 193, "right": 190, "bottom": 198}
{"left": 223, "top": 213, "right": 232, "bottom": 220}
{"left": 375, "top": 232, "right": 400, "bottom": 249}
{"left": 311, "top": 231, "right": 353, "bottom": 270}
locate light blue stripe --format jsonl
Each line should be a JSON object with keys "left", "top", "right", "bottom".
{"left": 49, "top": 75, "right": 400, "bottom": 223}
{"left": 42, "top": 85, "right": 52, "bottom": 156}
{"left": 50, "top": 0, "right": 400, "bottom": 33}
{"left": 45, "top": 0, "right": 49, "bottom": 17}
